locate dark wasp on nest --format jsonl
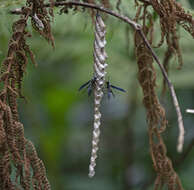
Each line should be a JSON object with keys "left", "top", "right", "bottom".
{"left": 79, "top": 76, "right": 126, "bottom": 99}
{"left": 78, "top": 76, "right": 97, "bottom": 97}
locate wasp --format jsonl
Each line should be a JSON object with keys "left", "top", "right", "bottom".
{"left": 78, "top": 76, "right": 97, "bottom": 96}
{"left": 79, "top": 77, "right": 126, "bottom": 98}
{"left": 106, "top": 80, "right": 126, "bottom": 99}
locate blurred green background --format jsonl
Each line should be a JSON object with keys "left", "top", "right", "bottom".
{"left": 0, "top": 0, "right": 194, "bottom": 189}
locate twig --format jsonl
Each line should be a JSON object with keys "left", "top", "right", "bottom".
{"left": 10, "top": 1, "right": 142, "bottom": 30}
{"left": 186, "top": 109, "right": 194, "bottom": 114}
{"left": 10, "top": 0, "right": 185, "bottom": 152}
{"left": 138, "top": 30, "right": 184, "bottom": 152}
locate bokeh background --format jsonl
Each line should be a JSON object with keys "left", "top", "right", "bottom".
{"left": 0, "top": 0, "right": 194, "bottom": 189}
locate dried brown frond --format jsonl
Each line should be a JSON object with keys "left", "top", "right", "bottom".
{"left": 28, "top": 0, "right": 55, "bottom": 48}
{"left": 49, "top": 0, "right": 55, "bottom": 17}
{"left": 82, "top": 0, "right": 96, "bottom": 22}
{"left": 101, "top": 0, "right": 110, "bottom": 9}
{"left": 0, "top": 112, "right": 6, "bottom": 150}
{"left": 134, "top": 4, "right": 154, "bottom": 43}
{"left": 134, "top": 0, "right": 194, "bottom": 96}
{"left": 83, "top": 0, "right": 96, "bottom": 4}
{"left": 0, "top": 2, "right": 51, "bottom": 189}
{"left": 162, "top": 47, "right": 172, "bottom": 94}
{"left": 134, "top": 27, "right": 184, "bottom": 189}
{"left": 116, "top": 0, "right": 122, "bottom": 12}
{"left": 134, "top": 5, "right": 143, "bottom": 22}
{"left": 147, "top": 0, "right": 194, "bottom": 68}
{"left": 174, "top": 2, "right": 194, "bottom": 38}
{"left": 0, "top": 149, "right": 15, "bottom": 189}
{"left": 59, "top": 3, "right": 81, "bottom": 15}
{"left": 26, "top": 140, "right": 51, "bottom": 190}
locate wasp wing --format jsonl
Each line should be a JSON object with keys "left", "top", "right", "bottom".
{"left": 87, "top": 84, "right": 93, "bottom": 96}
{"left": 107, "top": 87, "right": 115, "bottom": 99}
{"left": 111, "top": 89, "right": 115, "bottom": 98}
{"left": 110, "top": 85, "right": 126, "bottom": 92}
{"left": 78, "top": 80, "right": 91, "bottom": 91}
{"left": 107, "top": 89, "right": 111, "bottom": 99}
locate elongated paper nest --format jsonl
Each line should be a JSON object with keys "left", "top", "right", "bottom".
{"left": 88, "top": 13, "right": 108, "bottom": 178}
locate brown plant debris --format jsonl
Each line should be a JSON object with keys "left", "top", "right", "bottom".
{"left": 134, "top": 27, "right": 184, "bottom": 190}
{"left": 101, "top": 0, "right": 110, "bottom": 9}
{"left": 135, "top": 1, "right": 185, "bottom": 153}
{"left": 82, "top": 0, "right": 96, "bottom": 21}
{"left": 144, "top": 0, "right": 194, "bottom": 69}
{"left": 8, "top": 0, "right": 192, "bottom": 187}
{"left": 28, "top": 0, "right": 55, "bottom": 47}
{"left": 0, "top": 3, "right": 51, "bottom": 190}
{"left": 49, "top": 0, "right": 55, "bottom": 17}
{"left": 116, "top": 0, "right": 122, "bottom": 12}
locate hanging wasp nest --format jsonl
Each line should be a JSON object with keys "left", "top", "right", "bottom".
{"left": 1, "top": 0, "right": 194, "bottom": 189}
{"left": 88, "top": 13, "right": 108, "bottom": 178}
